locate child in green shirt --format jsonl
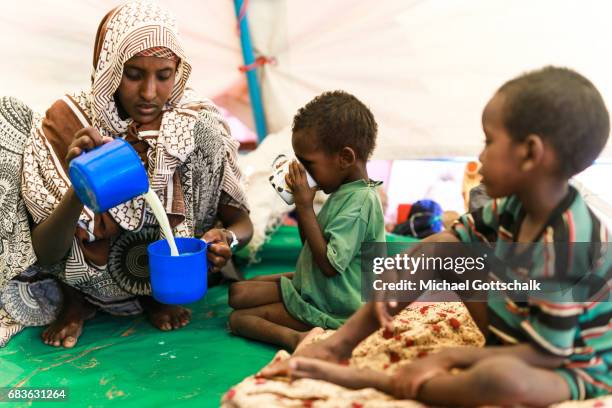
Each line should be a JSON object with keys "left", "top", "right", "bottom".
{"left": 228, "top": 91, "right": 385, "bottom": 350}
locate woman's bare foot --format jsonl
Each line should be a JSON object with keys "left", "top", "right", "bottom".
{"left": 42, "top": 283, "right": 96, "bottom": 348}
{"left": 294, "top": 327, "right": 325, "bottom": 353}
{"left": 140, "top": 296, "right": 192, "bottom": 331}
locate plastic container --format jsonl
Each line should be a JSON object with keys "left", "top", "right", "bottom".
{"left": 68, "top": 138, "right": 149, "bottom": 213}
{"left": 148, "top": 237, "right": 209, "bottom": 304}
{"left": 268, "top": 154, "right": 317, "bottom": 205}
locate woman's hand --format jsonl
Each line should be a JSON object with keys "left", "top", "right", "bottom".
{"left": 201, "top": 228, "right": 232, "bottom": 272}
{"left": 285, "top": 161, "right": 316, "bottom": 208}
{"left": 65, "top": 127, "right": 113, "bottom": 164}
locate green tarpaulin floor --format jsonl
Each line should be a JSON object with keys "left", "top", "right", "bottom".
{"left": 0, "top": 226, "right": 416, "bottom": 407}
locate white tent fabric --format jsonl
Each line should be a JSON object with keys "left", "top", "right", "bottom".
{"left": 2, "top": 0, "right": 612, "bottom": 159}
{"left": 249, "top": 0, "right": 612, "bottom": 159}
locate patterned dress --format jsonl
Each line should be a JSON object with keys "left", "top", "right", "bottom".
{"left": 0, "top": 1, "right": 248, "bottom": 347}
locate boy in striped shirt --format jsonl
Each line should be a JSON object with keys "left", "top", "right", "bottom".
{"left": 263, "top": 66, "right": 611, "bottom": 406}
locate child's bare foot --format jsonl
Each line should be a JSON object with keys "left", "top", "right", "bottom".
{"left": 295, "top": 327, "right": 325, "bottom": 353}
{"left": 42, "top": 284, "right": 96, "bottom": 348}
{"left": 141, "top": 296, "right": 192, "bottom": 331}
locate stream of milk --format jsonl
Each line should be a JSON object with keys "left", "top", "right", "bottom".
{"left": 144, "top": 190, "right": 179, "bottom": 256}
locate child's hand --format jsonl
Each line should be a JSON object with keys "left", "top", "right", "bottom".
{"left": 285, "top": 160, "right": 316, "bottom": 208}
{"left": 201, "top": 228, "right": 232, "bottom": 273}
{"left": 280, "top": 358, "right": 395, "bottom": 396}
{"left": 260, "top": 339, "right": 343, "bottom": 378}
{"left": 286, "top": 357, "right": 360, "bottom": 382}
{"left": 374, "top": 301, "right": 396, "bottom": 333}
{"left": 373, "top": 298, "right": 408, "bottom": 333}
{"left": 392, "top": 353, "right": 453, "bottom": 399}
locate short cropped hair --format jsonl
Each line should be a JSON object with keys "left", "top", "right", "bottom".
{"left": 292, "top": 90, "right": 377, "bottom": 160}
{"left": 499, "top": 66, "right": 609, "bottom": 177}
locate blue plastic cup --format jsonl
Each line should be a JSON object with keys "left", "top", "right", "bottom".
{"left": 68, "top": 138, "right": 149, "bottom": 213}
{"left": 148, "top": 237, "right": 209, "bottom": 304}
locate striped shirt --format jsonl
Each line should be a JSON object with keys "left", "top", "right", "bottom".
{"left": 453, "top": 186, "right": 611, "bottom": 395}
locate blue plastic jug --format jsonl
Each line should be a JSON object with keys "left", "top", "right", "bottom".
{"left": 68, "top": 138, "right": 149, "bottom": 213}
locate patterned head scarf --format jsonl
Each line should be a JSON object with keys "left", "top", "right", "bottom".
{"left": 89, "top": 0, "right": 192, "bottom": 136}
{"left": 134, "top": 46, "right": 179, "bottom": 61}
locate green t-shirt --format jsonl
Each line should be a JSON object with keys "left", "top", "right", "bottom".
{"left": 280, "top": 179, "right": 385, "bottom": 329}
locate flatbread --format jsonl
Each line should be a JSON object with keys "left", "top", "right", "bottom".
{"left": 222, "top": 302, "right": 481, "bottom": 407}
{"left": 222, "top": 302, "right": 609, "bottom": 407}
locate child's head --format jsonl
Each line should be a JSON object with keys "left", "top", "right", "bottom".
{"left": 291, "top": 90, "right": 377, "bottom": 193}
{"left": 479, "top": 66, "right": 609, "bottom": 198}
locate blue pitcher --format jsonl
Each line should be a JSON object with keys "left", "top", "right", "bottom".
{"left": 68, "top": 138, "right": 149, "bottom": 213}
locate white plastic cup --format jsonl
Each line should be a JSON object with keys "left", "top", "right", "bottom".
{"left": 269, "top": 154, "right": 317, "bottom": 205}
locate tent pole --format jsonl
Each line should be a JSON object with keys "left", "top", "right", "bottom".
{"left": 233, "top": 0, "right": 268, "bottom": 142}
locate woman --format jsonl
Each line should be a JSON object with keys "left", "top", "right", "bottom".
{"left": 0, "top": 1, "right": 252, "bottom": 348}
